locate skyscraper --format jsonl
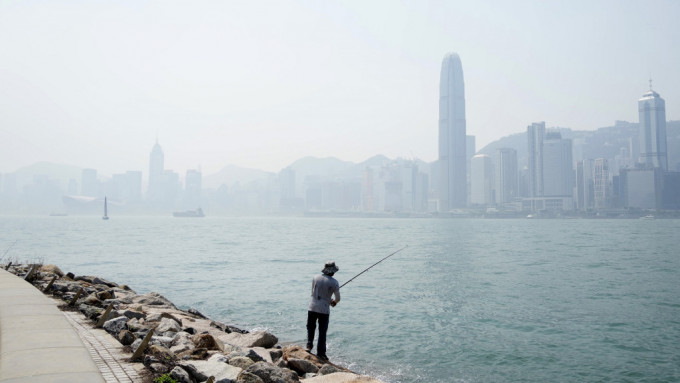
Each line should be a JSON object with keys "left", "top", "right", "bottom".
{"left": 542, "top": 129, "right": 573, "bottom": 197}
{"left": 470, "top": 154, "right": 494, "bottom": 206}
{"left": 438, "top": 52, "right": 467, "bottom": 211}
{"left": 495, "top": 148, "right": 518, "bottom": 205}
{"left": 638, "top": 83, "right": 668, "bottom": 171}
{"left": 148, "top": 140, "right": 164, "bottom": 198}
{"left": 527, "top": 122, "right": 545, "bottom": 198}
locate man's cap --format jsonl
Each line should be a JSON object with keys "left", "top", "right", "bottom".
{"left": 322, "top": 261, "right": 339, "bottom": 275}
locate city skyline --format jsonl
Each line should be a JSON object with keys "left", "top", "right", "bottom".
{"left": 1, "top": 1, "right": 679, "bottom": 176}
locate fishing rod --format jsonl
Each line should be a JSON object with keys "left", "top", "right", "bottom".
{"left": 340, "top": 245, "right": 408, "bottom": 289}
{"left": 0, "top": 240, "right": 18, "bottom": 263}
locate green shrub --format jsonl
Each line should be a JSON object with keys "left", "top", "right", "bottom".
{"left": 153, "top": 373, "right": 177, "bottom": 383}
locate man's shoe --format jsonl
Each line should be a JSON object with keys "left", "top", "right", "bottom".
{"left": 305, "top": 344, "right": 313, "bottom": 353}
{"left": 317, "top": 354, "right": 329, "bottom": 362}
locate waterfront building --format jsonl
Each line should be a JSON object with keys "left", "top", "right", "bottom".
{"left": 575, "top": 160, "right": 594, "bottom": 211}
{"left": 184, "top": 169, "right": 202, "bottom": 208}
{"left": 620, "top": 168, "right": 662, "bottom": 209}
{"left": 470, "top": 154, "right": 494, "bottom": 206}
{"left": 638, "top": 83, "right": 668, "bottom": 171}
{"left": 148, "top": 140, "right": 164, "bottom": 196}
{"left": 527, "top": 122, "right": 545, "bottom": 198}
{"left": 593, "top": 158, "right": 610, "bottom": 210}
{"left": 495, "top": 148, "right": 518, "bottom": 206}
{"left": 542, "top": 129, "right": 573, "bottom": 197}
{"left": 438, "top": 52, "right": 467, "bottom": 211}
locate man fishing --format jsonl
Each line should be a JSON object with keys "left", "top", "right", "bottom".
{"left": 306, "top": 261, "right": 341, "bottom": 361}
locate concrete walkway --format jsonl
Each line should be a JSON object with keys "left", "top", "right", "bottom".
{"left": 0, "top": 268, "right": 141, "bottom": 383}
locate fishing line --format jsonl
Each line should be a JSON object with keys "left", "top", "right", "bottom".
{"left": 340, "top": 245, "right": 408, "bottom": 289}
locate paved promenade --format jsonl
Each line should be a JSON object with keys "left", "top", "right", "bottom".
{"left": 0, "top": 268, "right": 142, "bottom": 383}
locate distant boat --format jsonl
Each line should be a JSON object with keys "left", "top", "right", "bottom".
{"left": 49, "top": 212, "right": 68, "bottom": 217}
{"left": 639, "top": 214, "right": 655, "bottom": 220}
{"left": 102, "top": 197, "right": 109, "bottom": 220}
{"left": 173, "top": 208, "right": 205, "bottom": 218}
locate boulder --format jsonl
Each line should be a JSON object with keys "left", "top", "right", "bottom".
{"left": 149, "top": 363, "right": 169, "bottom": 374}
{"left": 229, "top": 356, "right": 255, "bottom": 370}
{"left": 156, "top": 317, "right": 182, "bottom": 333}
{"left": 118, "top": 330, "right": 136, "bottom": 346}
{"left": 188, "top": 308, "right": 208, "bottom": 319}
{"left": 243, "top": 361, "right": 298, "bottom": 383}
{"left": 150, "top": 335, "right": 175, "bottom": 348}
{"left": 170, "top": 366, "right": 194, "bottom": 383}
{"left": 180, "top": 359, "right": 242, "bottom": 383}
{"left": 287, "top": 358, "right": 318, "bottom": 375}
{"left": 103, "top": 316, "right": 128, "bottom": 335}
{"left": 96, "top": 289, "right": 114, "bottom": 300}
{"left": 300, "top": 372, "right": 383, "bottom": 383}
{"left": 281, "top": 346, "right": 328, "bottom": 371}
{"left": 193, "top": 333, "right": 224, "bottom": 351}
{"left": 269, "top": 349, "right": 283, "bottom": 362}
{"left": 148, "top": 344, "right": 174, "bottom": 361}
{"left": 40, "top": 264, "right": 64, "bottom": 277}
{"left": 78, "top": 304, "right": 102, "bottom": 320}
{"left": 319, "top": 364, "right": 344, "bottom": 376}
{"left": 237, "top": 371, "right": 265, "bottom": 383}
{"left": 82, "top": 293, "right": 101, "bottom": 306}
{"left": 171, "top": 332, "right": 195, "bottom": 353}
{"left": 219, "top": 331, "right": 278, "bottom": 349}
{"left": 122, "top": 310, "right": 146, "bottom": 320}
{"left": 132, "top": 292, "right": 177, "bottom": 308}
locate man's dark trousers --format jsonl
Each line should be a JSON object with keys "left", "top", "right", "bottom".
{"left": 306, "top": 310, "right": 330, "bottom": 356}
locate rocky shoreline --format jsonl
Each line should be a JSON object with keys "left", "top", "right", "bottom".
{"left": 7, "top": 263, "right": 384, "bottom": 383}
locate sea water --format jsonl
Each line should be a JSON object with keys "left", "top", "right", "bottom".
{"left": 1, "top": 216, "right": 679, "bottom": 382}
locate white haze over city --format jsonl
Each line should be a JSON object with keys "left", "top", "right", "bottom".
{"left": 1, "top": 0, "right": 678, "bottom": 177}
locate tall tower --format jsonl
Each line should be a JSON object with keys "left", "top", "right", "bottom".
{"left": 438, "top": 52, "right": 467, "bottom": 211}
{"left": 638, "top": 81, "right": 668, "bottom": 171}
{"left": 148, "top": 140, "right": 164, "bottom": 195}
{"left": 527, "top": 122, "right": 545, "bottom": 197}
{"left": 495, "top": 148, "right": 518, "bottom": 205}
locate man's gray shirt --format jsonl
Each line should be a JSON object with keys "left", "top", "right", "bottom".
{"left": 308, "top": 274, "right": 341, "bottom": 315}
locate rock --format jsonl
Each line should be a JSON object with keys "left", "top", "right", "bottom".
{"left": 82, "top": 293, "right": 101, "bottom": 306}
{"left": 183, "top": 327, "right": 197, "bottom": 335}
{"left": 219, "top": 331, "right": 278, "bottom": 349}
{"left": 181, "top": 359, "right": 242, "bottom": 383}
{"left": 318, "top": 364, "right": 344, "bottom": 375}
{"left": 156, "top": 317, "right": 182, "bottom": 333}
{"left": 287, "top": 358, "right": 318, "bottom": 375}
{"left": 211, "top": 320, "right": 248, "bottom": 334}
{"left": 269, "top": 349, "right": 283, "bottom": 362}
{"left": 149, "top": 363, "right": 169, "bottom": 374}
{"left": 78, "top": 304, "right": 102, "bottom": 320}
{"left": 132, "top": 292, "right": 177, "bottom": 308}
{"left": 40, "top": 264, "right": 64, "bottom": 277}
{"left": 118, "top": 330, "right": 136, "bottom": 346}
{"left": 147, "top": 311, "right": 183, "bottom": 325}
{"left": 178, "top": 347, "right": 209, "bottom": 360}
{"left": 103, "top": 316, "right": 128, "bottom": 335}
{"left": 65, "top": 272, "right": 75, "bottom": 279}
{"left": 131, "top": 338, "right": 142, "bottom": 351}
{"left": 245, "top": 349, "right": 267, "bottom": 363}
{"left": 301, "top": 372, "right": 383, "bottom": 383}
{"left": 188, "top": 308, "right": 208, "bottom": 319}
{"left": 96, "top": 289, "right": 114, "bottom": 300}
{"left": 208, "top": 353, "right": 229, "bottom": 363}
{"left": 244, "top": 361, "right": 297, "bottom": 383}
{"left": 193, "top": 333, "right": 224, "bottom": 351}
{"left": 281, "top": 346, "right": 328, "bottom": 371}
{"left": 229, "top": 356, "right": 255, "bottom": 370}
{"left": 148, "top": 344, "right": 174, "bottom": 361}
{"left": 151, "top": 335, "right": 175, "bottom": 348}
{"left": 170, "top": 332, "right": 195, "bottom": 354}
{"left": 170, "top": 366, "right": 194, "bottom": 383}
{"left": 237, "top": 371, "right": 265, "bottom": 383}
{"left": 122, "top": 310, "right": 146, "bottom": 320}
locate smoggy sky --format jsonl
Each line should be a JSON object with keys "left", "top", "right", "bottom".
{"left": 1, "top": 0, "right": 678, "bottom": 176}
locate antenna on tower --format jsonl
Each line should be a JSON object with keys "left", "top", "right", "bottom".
{"left": 649, "top": 75, "right": 653, "bottom": 91}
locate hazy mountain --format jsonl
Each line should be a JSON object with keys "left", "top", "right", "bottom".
{"left": 8, "top": 162, "right": 83, "bottom": 189}
{"left": 202, "top": 165, "right": 274, "bottom": 190}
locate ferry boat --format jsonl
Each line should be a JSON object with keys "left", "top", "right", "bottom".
{"left": 173, "top": 208, "right": 205, "bottom": 218}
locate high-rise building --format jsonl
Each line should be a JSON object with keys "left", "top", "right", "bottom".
{"left": 527, "top": 122, "right": 545, "bottom": 198}
{"left": 438, "top": 52, "right": 467, "bottom": 211}
{"left": 638, "top": 83, "right": 668, "bottom": 170}
{"left": 470, "top": 154, "right": 494, "bottom": 206}
{"left": 81, "top": 168, "right": 99, "bottom": 197}
{"left": 148, "top": 140, "right": 164, "bottom": 196}
{"left": 542, "top": 129, "right": 573, "bottom": 197}
{"left": 495, "top": 148, "right": 518, "bottom": 205}
{"left": 593, "top": 158, "right": 609, "bottom": 210}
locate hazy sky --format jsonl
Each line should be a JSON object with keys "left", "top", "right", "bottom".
{"left": 1, "top": 0, "right": 678, "bottom": 176}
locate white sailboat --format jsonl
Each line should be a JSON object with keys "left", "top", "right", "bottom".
{"left": 102, "top": 197, "right": 109, "bottom": 220}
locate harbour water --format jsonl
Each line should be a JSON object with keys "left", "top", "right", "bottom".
{"left": 1, "top": 216, "right": 679, "bottom": 382}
